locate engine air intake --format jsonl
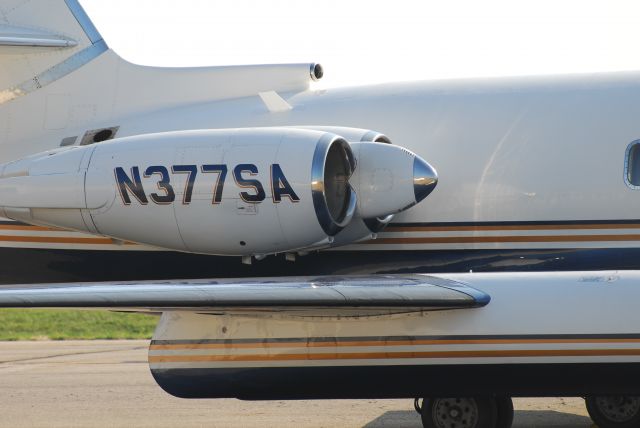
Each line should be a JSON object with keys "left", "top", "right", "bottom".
{"left": 311, "top": 136, "right": 357, "bottom": 236}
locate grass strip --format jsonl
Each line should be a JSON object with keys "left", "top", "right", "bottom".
{"left": 0, "top": 309, "right": 158, "bottom": 340}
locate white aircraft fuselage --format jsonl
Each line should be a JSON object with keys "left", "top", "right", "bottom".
{"left": 1, "top": 46, "right": 640, "bottom": 281}
{"left": 3, "top": 3, "right": 640, "bottom": 426}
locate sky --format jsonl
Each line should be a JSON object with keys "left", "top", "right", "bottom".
{"left": 80, "top": 0, "right": 640, "bottom": 88}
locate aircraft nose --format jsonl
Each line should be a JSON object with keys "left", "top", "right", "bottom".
{"left": 413, "top": 156, "right": 438, "bottom": 203}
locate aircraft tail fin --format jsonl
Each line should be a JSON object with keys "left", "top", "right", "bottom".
{"left": 0, "top": 0, "right": 107, "bottom": 103}
{"left": 0, "top": 0, "right": 317, "bottom": 160}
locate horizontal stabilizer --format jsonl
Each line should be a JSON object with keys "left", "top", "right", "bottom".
{"left": 0, "top": 275, "right": 490, "bottom": 312}
{"left": 0, "top": 0, "right": 106, "bottom": 100}
{"left": 0, "top": 26, "right": 77, "bottom": 49}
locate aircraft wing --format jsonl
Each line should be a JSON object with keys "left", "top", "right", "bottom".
{"left": 0, "top": 274, "right": 489, "bottom": 313}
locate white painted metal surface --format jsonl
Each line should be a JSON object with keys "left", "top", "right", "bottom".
{"left": 0, "top": 128, "right": 428, "bottom": 255}
{"left": 0, "top": 0, "right": 639, "bottom": 256}
{"left": 150, "top": 271, "right": 640, "bottom": 369}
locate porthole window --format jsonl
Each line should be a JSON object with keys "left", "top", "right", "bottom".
{"left": 625, "top": 140, "right": 640, "bottom": 188}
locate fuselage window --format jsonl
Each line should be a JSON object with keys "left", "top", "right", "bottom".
{"left": 625, "top": 141, "right": 640, "bottom": 188}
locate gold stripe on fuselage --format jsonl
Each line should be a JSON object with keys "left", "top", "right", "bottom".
{"left": 4, "top": 222, "right": 640, "bottom": 247}
{"left": 148, "top": 348, "right": 640, "bottom": 363}
{"left": 368, "top": 234, "right": 640, "bottom": 245}
{"left": 149, "top": 337, "right": 640, "bottom": 351}
{"left": 0, "top": 223, "right": 136, "bottom": 245}
{"left": 0, "top": 224, "right": 59, "bottom": 231}
{"left": 386, "top": 223, "right": 640, "bottom": 232}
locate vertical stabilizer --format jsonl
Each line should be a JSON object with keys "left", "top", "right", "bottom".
{"left": 0, "top": 0, "right": 317, "bottom": 166}
{"left": 0, "top": 0, "right": 107, "bottom": 103}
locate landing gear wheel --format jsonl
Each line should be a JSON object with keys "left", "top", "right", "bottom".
{"left": 495, "top": 396, "right": 514, "bottom": 428}
{"left": 585, "top": 396, "right": 640, "bottom": 428}
{"left": 421, "top": 397, "right": 497, "bottom": 428}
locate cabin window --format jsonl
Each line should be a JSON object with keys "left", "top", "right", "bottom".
{"left": 625, "top": 141, "right": 640, "bottom": 188}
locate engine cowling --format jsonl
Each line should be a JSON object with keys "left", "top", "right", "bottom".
{"left": 300, "top": 126, "right": 437, "bottom": 245}
{"left": 0, "top": 127, "right": 437, "bottom": 257}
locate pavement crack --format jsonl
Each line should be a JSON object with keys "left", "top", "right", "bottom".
{"left": 0, "top": 345, "right": 148, "bottom": 365}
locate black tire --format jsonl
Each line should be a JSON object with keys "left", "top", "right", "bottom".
{"left": 585, "top": 396, "right": 640, "bottom": 428}
{"left": 495, "top": 396, "right": 514, "bottom": 428}
{"left": 421, "top": 396, "right": 497, "bottom": 428}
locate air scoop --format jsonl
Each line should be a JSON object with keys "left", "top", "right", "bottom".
{"left": 348, "top": 142, "right": 437, "bottom": 219}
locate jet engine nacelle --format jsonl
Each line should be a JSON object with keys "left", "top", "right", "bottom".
{"left": 299, "top": 126, "right": 437, "bottom": 245}
{"left": 0, "top": 127, "right": 436, "bottom": 256}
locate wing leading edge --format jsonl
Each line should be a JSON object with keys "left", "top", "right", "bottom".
{"left": 0, "top": 274, "right": 489, "bottom": 311}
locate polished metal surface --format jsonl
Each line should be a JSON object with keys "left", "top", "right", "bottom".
{"left": 310, "top": 63, "right": 323, "bottom": 81}
{"left": 335, "top": 187, "right": 357, "bottom": 227}
{"left": 377, "top": 214, "right": 394, "bottom": 224}
{"left": 311, "top": 135, "right": 336, "bottom": 234}
{"left": 413, "top": 156, "right": 438, "bottom": 203}
{"left": 361, "top": 130, "right": 391, "bottom": 144}
{"left": 363, "top": 214, "right": 394, "bottom": 233}
{"left": 0, "top": 274, "right": 488, "bottom": 309}
{"left": 0, "top": 39, "right": 108, "bottom": 105}
{"left": 311, "top": 135, "right": 357, "bottom": 236}
{"left": 64, "top": 0, "right": 105, "bottom": 45}
{"left": 0, "top": 35, "right": 77, "bottom": 48}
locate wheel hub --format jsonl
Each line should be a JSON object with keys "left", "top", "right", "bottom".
{"left": 433, "top": 398, "right": 479, "bottom": 428}
{"left": 596, "top": 396, "right": 640, "bottom": 422}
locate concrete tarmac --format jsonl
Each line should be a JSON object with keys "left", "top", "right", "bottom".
{"left": 0, "top": 340, "right": 597, "bottom": 428}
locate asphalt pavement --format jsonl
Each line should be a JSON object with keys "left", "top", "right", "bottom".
{"left": 0, "top": 340, "right": 596, "bottom": 427}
